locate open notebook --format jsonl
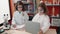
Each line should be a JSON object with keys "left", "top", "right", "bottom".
{"left": 25, "top": 21, "right": 40, "bottom": 34}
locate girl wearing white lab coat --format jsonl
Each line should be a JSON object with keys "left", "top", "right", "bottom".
{"left": 32, "top": 2, "right": 50, "bottom": 34}
{"left": 12, "top": 1, "right": 29, "bottom": 29}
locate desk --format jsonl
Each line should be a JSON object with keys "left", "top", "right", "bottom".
{"left": 2, "top": 30, "right": 31, "bottom": 34}
{"left": 45, "top": 29, "right": 57, "bottom": 34}
{"left": 2, "top": 29, "right": 57, "bottom": 34}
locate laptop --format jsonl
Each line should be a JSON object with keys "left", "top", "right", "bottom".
{"left": 25, "top": 21, "right": 40, "bottom": 34}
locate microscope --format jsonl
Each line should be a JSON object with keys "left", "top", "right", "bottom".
{"left": 3, "top": 14, "right": 10, "bottom": 30}
{"left": 0, "top": 17, "right": 5, "bottom": 33}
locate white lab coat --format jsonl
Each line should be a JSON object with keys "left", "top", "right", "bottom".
{"left": 32, "top": 13, "right": 50, "bottom": 33}
{"left": 12, "top": 11, "right": 29, "bottom": 29}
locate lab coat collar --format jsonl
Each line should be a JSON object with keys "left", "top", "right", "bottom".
{"left": 38, "top": 13, "right": 45, "bottom": 16}
{"left": 18, "top": 11, "right": 22, "bottom": 14}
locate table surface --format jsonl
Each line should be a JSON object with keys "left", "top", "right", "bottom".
{"left": 45, "top": 29, "right": 57, "bottom": 34}
{"left": 2, "top": 29, "right": 57, "bottom": 34}
{"left": 1, "top": 30, "right": 31, "bottom": 34}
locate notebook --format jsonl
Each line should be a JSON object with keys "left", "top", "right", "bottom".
{"left": 25, "top": 21, "right": 40, "bottom": 34}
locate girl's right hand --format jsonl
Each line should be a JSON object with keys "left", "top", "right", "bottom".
{"left": 13, "top": 24, "right": 16, "bottom": 28}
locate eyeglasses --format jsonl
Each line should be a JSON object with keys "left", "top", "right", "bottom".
{"left": 18, "top": 7, "right": 22, "bottom": 8}
{"left": 38, "top": 9, "right": 44, "bottom": 11}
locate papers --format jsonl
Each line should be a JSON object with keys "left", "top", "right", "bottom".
{"left": 11, "top": 24, "right": 25, "bottom": 29}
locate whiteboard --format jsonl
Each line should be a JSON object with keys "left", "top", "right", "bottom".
{"left": 0, "top": 0, "right": 10, "bottom": 20}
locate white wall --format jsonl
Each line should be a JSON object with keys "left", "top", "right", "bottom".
{"left": 0, "top": 0, "right": 10, "bottom": 20}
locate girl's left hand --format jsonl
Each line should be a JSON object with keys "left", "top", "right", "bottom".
{"left": 38, "top": 29, "right": 43, "bottom": 34}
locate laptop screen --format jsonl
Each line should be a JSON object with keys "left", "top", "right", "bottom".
{"left": 25, "top": 21, "right": 40, "bottom": 34}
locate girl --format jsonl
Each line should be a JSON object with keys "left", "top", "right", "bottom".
{"left": 12, "top": 1, "right": 29, "bottom": 30}
{"left": 32, "top": 2, "right": 50, "bottom": 34}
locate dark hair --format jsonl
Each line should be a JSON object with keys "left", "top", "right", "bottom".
{"left": 38, "top": 2, "right": 48, "bottom": 14}
{"left": 16, "top": 1, "right": 24, "bottom": 11}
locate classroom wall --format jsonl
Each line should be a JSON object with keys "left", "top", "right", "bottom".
{"left": 0, "top": 0, "right": 11, "bottom": 20}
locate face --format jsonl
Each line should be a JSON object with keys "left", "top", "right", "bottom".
{"left": 38, "top": 6, "right": 44, "bottom": 13}
{"left": 17, "top": 5, "right": 22, "bottom": 11}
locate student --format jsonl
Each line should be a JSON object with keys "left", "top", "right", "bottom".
{"left": 12, "top": 1, "right": 29, "bottom": 30}
{"left": 32, "top": 2, "right": 50, "bottom": 34}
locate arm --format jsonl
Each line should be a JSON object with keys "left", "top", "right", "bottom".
{"left": 40, "top": 16, "right": 50, "bottom": 33}
{"left": 12, "top": 12, "right": 16, "bottom": 28}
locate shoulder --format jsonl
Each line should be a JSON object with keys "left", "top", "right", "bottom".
{"left": 33, "top": 13, "right": 39, "bottom": 18}
{"left": 44, "top": 15, "right": 50, "bottom": 20}
{"left": 45, "top": 15, "right": 49, "bottom": 17}
{"left": 34, "top": 13, "right": 39, "bottom": 16}
{"left": 22, "top": 11, "right": 28, "bottom": 15}
{"left": 14, "top": 11, "right": 19, "bottom": 14}
{"left": 23, "top": 11, "right": 27, "bottom": 14}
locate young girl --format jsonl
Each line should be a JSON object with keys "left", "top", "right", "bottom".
{"left": 12, "top": 1, "right": 29, "bottom": 30}
{"left": 32, "top": 2, "right": 50, "bottom": 34}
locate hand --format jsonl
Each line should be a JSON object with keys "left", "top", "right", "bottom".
{"left": 38, "top": 31, "right": 43, "bottom": 34}
{"left": 13, "top": 24, "right": 16, "bottom": 28}
{"left": 16, "top": 26, "right": 25, "bottom": 31}
{"left": 22, "top": 12, "right": 24, "bottom": 16}
{"left": 38, "top": 29, "right": 43, "bottom": 34}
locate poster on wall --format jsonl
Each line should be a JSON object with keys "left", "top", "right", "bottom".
{"left": 0, "top": 0, "right": 10, "bottom": 20}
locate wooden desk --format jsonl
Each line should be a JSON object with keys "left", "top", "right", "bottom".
{"left": 45, "top": 29, "right": 57, "bottom": 34}
{"left": 2, "top": 29, "right": 57, "bottom": 34}
{"left": 2, "top": 30, "right": 31, "bottom": 34}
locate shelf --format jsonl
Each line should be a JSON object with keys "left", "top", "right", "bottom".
{"left": 22, "top": 1, "right": 30, "bottom": 5}
{"left": 46, "top": 4, "right": 60, "bottom": 6}
{"left": 50, "top": 16, "right": 60, "bottom": 18}
{"left": 51, "top": 18, "right": 60, "bottom": 27}
{"left": 50, "top": 15, "right": 60, "bottom": 19}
